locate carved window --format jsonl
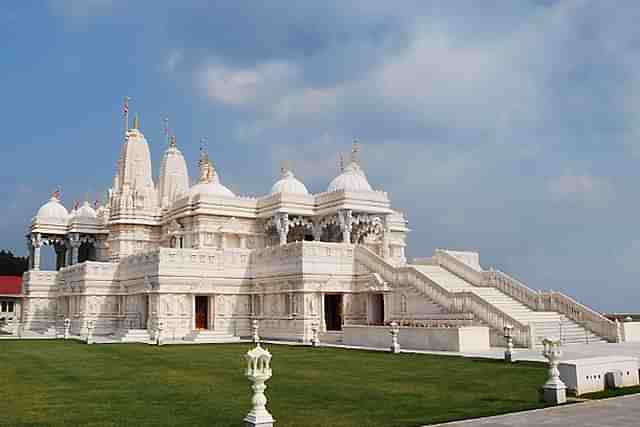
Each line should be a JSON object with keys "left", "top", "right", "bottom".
{"left": 400, "top": 294, "right": 408, "bottom": 314}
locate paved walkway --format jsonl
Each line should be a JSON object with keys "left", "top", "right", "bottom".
{"left": 427, "top": 394, "right": 640, "bottom": 426}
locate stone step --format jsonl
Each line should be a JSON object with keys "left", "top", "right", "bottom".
{"left": 112, "top": 329, "right": 152, "bottom": 343}
{"left": 183, "top": 330, "right": 241, "bottom": 343}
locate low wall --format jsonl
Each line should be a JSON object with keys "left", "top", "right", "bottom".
{"left": 342, "top": 325, "right": 490, "bottom": 352}
{"left": 623, "top": 322, "right": 640, "bottom": 342}
{"left": 559, "top": 356, "right": 639, "bottom": 395}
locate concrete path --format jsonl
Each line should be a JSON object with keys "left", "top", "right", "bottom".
{"left": 427, "top": 394, "right": 640, "bottom": 426}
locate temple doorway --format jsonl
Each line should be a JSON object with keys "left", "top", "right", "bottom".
{"left": 195, "top": 296, "right": 209, "bottom": 330}
{"left": 141, "top": 295, "right": 149, "bottom": 329}
{"left": 324, "top": 294, "right": 343, "bottom": 331}
{"left": 369, "top": 293, "right": 385, "bottom": 325}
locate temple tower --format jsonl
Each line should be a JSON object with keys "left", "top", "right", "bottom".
{"left": 107, "top": 117, "right": 161, "bottom": 260}
{"left": 158, "top": 135, "right": 190, "bottom": 209}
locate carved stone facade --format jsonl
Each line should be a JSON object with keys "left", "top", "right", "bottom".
{"left": 18, "top": 122, "right": 412, "bottom": 342}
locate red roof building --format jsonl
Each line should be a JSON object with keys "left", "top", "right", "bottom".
{"left": 0, "top": 276, "right": 22, "bottom": 295}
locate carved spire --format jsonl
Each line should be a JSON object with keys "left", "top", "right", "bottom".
{"left": 338, "top": 153, "right": 344, "bottom": 173}
{"left": 52, "top": 186, "right": 61, "bottom": 200}
{"left": 198, "top": 138, "right": 216, "bottom": 183}
{"left": 170, "top": 135, "right": 177, "bottom": 148}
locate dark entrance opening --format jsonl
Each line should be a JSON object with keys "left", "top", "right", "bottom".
{"left": 371, "top": 293, "right": 384, "bottom": 325}
{"left": 324, "top": 294, "right": 343, "bottom": 331}
{"left": 195, "top": 296, "right": 209, "bottom": 330}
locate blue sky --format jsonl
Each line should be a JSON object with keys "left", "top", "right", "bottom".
{"left": 2, "top": 1, "right": 640, "bottom": 312}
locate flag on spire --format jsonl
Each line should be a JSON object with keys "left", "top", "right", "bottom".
{"left": 123, "top": 96, "right": 131, "bottom": 136}
{"left": 123, "top": 97, "right": 129, "bottom": 116}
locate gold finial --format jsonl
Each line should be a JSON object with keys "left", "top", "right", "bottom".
{"left": 52, "top": 186, "right": 61, "bottom": 200}
{"left": 170, "top": 135, "right": 177, "bottom": 148}
{"left": 132, "top": 114, "right": 140, "bottom": 130}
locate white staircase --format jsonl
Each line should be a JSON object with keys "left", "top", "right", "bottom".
{"left": 412, "top": 265, "right": 607, "bottom": 346}
{"left": 112, "top": 328, "right": 152, "bottom": 343}
{"left": 183, "top": 330, "right": 241, "bottom": 344}
{"left": 354, "top": 245, "right": 613, "bottom": 347}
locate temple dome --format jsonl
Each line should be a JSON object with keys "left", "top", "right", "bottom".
{"left": 270, "top": 169, "right": 309, "bottom": 195}
{"left": 189, "top": 180, "right": 236, "bottom": 198}
{"left": 190, "top": 146, "right": 236, "bottom": 198}
{"left": 327, "top": 161, "right": 373, "bottom": 193}
{"left": 36, "top": 196, "right": 69, "bottom": 224}
{"left": 75, "top": 201, "right": 97, "bottom": 219}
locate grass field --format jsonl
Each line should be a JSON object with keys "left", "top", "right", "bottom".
{"left": 0, "top": 340, "right": 550, "bottom": 427}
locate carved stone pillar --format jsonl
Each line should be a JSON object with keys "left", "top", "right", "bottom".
{"left": 275, "top": 213, "right": 289, "bottom": 246}
{"left": 312, "top": 220, "right": 323, "bottom": 241}
{"left": 338, "top": 209, "right": 352, "bottom": 244}
{"left": 68, "top": 233, "right": 81, "bottom": 265}
{"left": 31, "top": 234, "right": 42, "bottom": 271}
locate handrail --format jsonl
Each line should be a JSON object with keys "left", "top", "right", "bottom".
{"left": 484, "top": 269, "right": 615, "bottom": 342}
{"left": 540, "top": 291, "right": 617, "bottom": 342}
{"left": 432, "top": 250, "right": 485, "bottom": 285}
{"left": 355, "top": 245, "right": 533, "bottom": 347}
{"left": 483, "top": 269, "right": 541, "bottom": 311}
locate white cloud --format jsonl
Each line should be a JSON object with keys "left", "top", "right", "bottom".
{"left": 198, "top": 60, "right": 299, "bottom": 109}
{"left": 546, "top": 171, "right": 613, "bottom": 207}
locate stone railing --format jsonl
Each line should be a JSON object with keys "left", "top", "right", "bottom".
{"left": 539, "top": 291, "right": 617, "bottom": 342}
{"left": 355, "top": 245, "right": 533, "bottom": 347}
{"left": 483, "top": 269, "right": 616, "bottom": 342}
{"left": 483, "top": 269, "right": 542, "bottom": 311}
{"left": 432, "top": 249, "right": 485, "bottom": 285}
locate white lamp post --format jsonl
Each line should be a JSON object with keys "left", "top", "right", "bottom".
{"left": 63, "top": 318, "right": 71, "bottom": 340}
{"left": 157, "top": 319, "right": 164, "bottom": 346}
{"left": 86, "top": 320, "right": 95, "bottom": 345}
{"left": 310, "top": 322, "right": 319, "bottom": 347}
{"left": 389, "top": 321, "right": 400, "bottom": 354}
{"left": 503, "top": 324, "right": 514, "bottom": 362}
{"left": 244, "top": 343, "right": 275, "bottom": 427}
{"left": 541, "top": 337, "right": 566, "bottom": 404}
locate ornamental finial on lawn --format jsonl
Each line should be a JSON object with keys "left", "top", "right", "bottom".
{"left": 244, "top": 343, "right": 275, "bottom": 427}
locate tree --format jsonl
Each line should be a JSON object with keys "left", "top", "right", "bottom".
{"left": 0, "top": 250, "right": 28, "bottom": 276}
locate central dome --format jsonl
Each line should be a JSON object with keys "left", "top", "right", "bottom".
{"left": 270, "top": 169, "right": 309, "bottom": 195}
{"left": 327, "top": 161, "right": 373, "bottom": 193}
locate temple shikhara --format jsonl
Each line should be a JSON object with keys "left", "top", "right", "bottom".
{"left": 14, "top": 112, "right": 619, "bottom": 347}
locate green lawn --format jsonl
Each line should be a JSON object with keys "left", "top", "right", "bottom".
{"left": 0, "top": 340, "right": 550, "bottom": 427}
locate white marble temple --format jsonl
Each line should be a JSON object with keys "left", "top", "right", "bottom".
{"left": 12, "top": 116, "right": 617, "bottom": 348}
